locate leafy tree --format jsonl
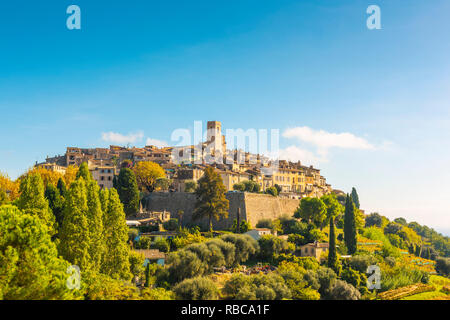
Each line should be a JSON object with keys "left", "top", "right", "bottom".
{"left": 129, "top": 251, "right": 145, "bottom": 284}
{"left": 63, "top": 165, "right": 78, "bottom": 187}
{"left": 0, "top": 172, "right": 19, "bottom": 201}
{"left": 152, "top": 238, "right": 170, "bottom": 253}
{"left": 173, "top": 277, "right": 218, "bottom": 300}
{"left": 16, "top": 173, "right": 54, "bottom": 233}
{"left": 294, "top": 197, "right": 327, "bottom": 229}
{"left": 233, "top": 182, "right": 245, "bottom": 192}
{"left": 58, "top": 178, "right": 91, "bottom": 271}
{"left": 351, "top": 187, "right": 360, "bottom": 209}
{"left": 230, "top": 219, "right": 251, "bottom": 233}
{"left": 133, "top": 161, "right": 166, "bottom": 193}
{"left": 184, "top": 180, "right": 197, "bottom": 193}
{"left": 348, "top": 255, "right": 377, "bottom": 273}
{"left": 274, "top": 184, "right": 282, "bottom": 195}
{"left": 0, "top": 205, "right": 75, "bottom": 300}
{"left": 328, "top": 217, "right": 339, "bottom": 274}
{"left": 163, "top": 218, "right": 179, "bottom": 231}
{"left": 365, "top": 212, "right": 383, "bottom": 228}
{"left": 0, "top": 189, "right": 9, "bottom": 206}
{"left": 76, "top": 162, "right": 92, "bottom": 181}
{"left": 155, "top": 177, "right": 171, "bottom": 191}
{"left": 435, "top": 257, "right": 450, "bottom": 276}
{"left": 344, "top": 194, "right": 357, "bottom": 255}
{"left": 44, "top": 184, "right": 64, "bottom": 229}
{"left": 221, "top": 234, "right": 259, "bottom": 265}
{"left": 102, "top": 189, "right": 131, "bottom": 280}
{"left": 258, "top": 235, "right": 294, "bottom": 261}
{"left": 141, "top": 287, "right": 175, "bottom": 300}
{"left": 329, "top": 280, "right": 361, "bottom": 300}
{"left": 116, "top": 168, "right": 140, "bottom": 216}
{"left": 166, "top": 250, "right": 206, "bottom": 284}
{"left": 242, "top": 180, "right": 261, "bottom": 193}
{"left": 193, "top": 167, "right": 229, "bottom": 232}
{"left": 321, "top": 193, "right": 344, "bottom": 224}
{"left": 394, "top": 217, "right": 407, "bottom": 226}
{"left": 265, "top": 186, "right": 278, "bottom": 197}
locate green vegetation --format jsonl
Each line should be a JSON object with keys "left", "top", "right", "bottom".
{"left": 193, "top": 167, "right": 229, "bottom": 232}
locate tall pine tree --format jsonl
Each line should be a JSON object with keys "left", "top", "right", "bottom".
{"left": 328, "top": 216, "right": 339, "bottom": 274}
{"left": 57, "top": 177, "right": 67, "bottom": 197}
{"left": 16, "top": 173, "right": 54, "bottom": 233}
{"left": 85, "top": 180, "right": 106, "bottom": 273}
{"left": 344, "top": 194, "right": 357, "bottom": 255}
{"left": 58, "top": 178, "right": 91, "bottom": 272}
{"left": 116, "top": 168, "right": 140, "bottom": 217}
{"left": 193, "top": 167, "right": 229, "bottom": 232}
{"left": 351, "top": 187, "right": 360, "bottom": 209}
{"left": 102, "top": 188, "right": 131, "bottom": 280}
{"left": 76, "top": 162, "right": 92, "bottom": 182}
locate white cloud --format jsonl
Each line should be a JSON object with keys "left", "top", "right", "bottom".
{"left": 145, "top": 138, "right": 169, "bottom": 148}
{"left": 283, "top": 126, "right": 375, "bottom": 151}
{"left": 278, "top": 146, "right": 324, "bottom": 166}
{"left": 101, "top": 131, "right": 144, "bottom": 144}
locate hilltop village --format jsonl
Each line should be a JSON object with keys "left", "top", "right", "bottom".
{"left": 38, "top": 121, "right": 332, "bottom": 198}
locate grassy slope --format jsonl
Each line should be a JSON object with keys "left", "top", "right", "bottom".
{"left": 401, "top": 275, "right": 450, "bottom": 300}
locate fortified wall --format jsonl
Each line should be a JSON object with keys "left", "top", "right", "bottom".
{"left": 142, "top": 192, "right": 299, "bottom": 230}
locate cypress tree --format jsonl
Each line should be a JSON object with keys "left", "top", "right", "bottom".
{"left": 116, "top": 168, "right": 140, "bottom": 217}
{"left": 58, "top": 178, "right": 91, "bottom": 271}
{"left": 16, "top": 173, "right": 55, "bottom": 233}
{"left": 102, "top": 188, "right": 131, "bottom": 280}
{"left": 57, "top": 178, "right": 67, "bottom": 197}
{"left": 344, "top": 194, "right": 357, "bottom": 255}
{"left": 351, "top": 187, "right": 360, "bottom": 209}
{"left": 76, "top": 162, "right": 92, "bottom": 181}
{"left": 85, "top": 180, "right": 106, "bottom": 272}
{"left": 44, "top": 184, "right": 64, "bottom": 230}
{"left": 328, "top": 217, "right": 338, "bottom": 272}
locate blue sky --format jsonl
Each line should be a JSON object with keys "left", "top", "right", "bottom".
{"left": 1, "top": 1, "right": 449, "bottom": 235}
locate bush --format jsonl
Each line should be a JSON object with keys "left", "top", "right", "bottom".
{"left": 273, "top": 254, "right": 320, "bottom": 270}
{"left": 221, "top": 234, "right": 259, "bottom": 265}
{"left": 141, "top": 287, "right": 175, "bottom": 300}
{"left": 166, "top": 250, "right": 207, "bottom": 284}
{"left": 329, "top": 280, "right": 361, "bottom": 300}
{"left": 223, "top": 273, "right": 291, "bottom": 300}
{"left": 184, "top": 181, "right": 197, "bottom": 193}
{"left": 135, "top": 236, "right": 152, "bottom": 249}
{"left": 173, "top": 277, "right": 218, "bottom": 300}
{"left": 152, "top": 237, "right": 170, "bottom": 253}
{"left": 163, "top": 218, "right": 179, "bottom": 231}
{"left": 265, "top": 187, "right": 278, "bottom": 197}
{"left": 348, "top": 255, "right": 377, "bottom": 273}
{"left": 258, "top": 235, "right": 294, "bottom": 261}
{"left": 435, "top": 257, "right": 450, "bottom": 276}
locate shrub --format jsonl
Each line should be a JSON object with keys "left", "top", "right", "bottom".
{"left": 223, "top": 273, "right": 291, "bottom": 300}
{"left": 141, "top": 287, "right": 175, "bottom": 300}
{"left": 265, "top": 187, "right": 278, "bottom": 197}
{"left": 435, "top": 257, "right": 450, "bottom": 276}
{"left": 329, "top": 280, "right": 361, "bottom": 300}
{"left": 135, "top": 236, "right": 152, "bottom": 249}
{"left": 348, "top": 255, "right": 377, "bottom": 273}
{"left": 258, "top": 235, "right": 294, "bottom": 261}
{"left": 221, "top": 234, "right": 259, "bottom": 265}
{"left": 173, "top": 277, "right": 218, "bottom": 300}
{"left": 166, "top": 250, "right": 207, "bottom": 284}
{"left": 163, "top": 218, "right": 179, "bottom": 231}
{"left": 152, "top": 237, "right": 170, "bottom": 253}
